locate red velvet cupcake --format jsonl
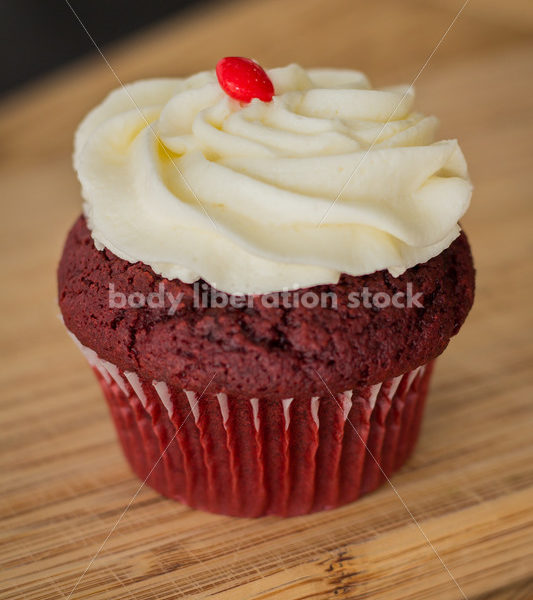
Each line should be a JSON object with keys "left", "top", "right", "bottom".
{"left": 58, "top": 60, "right": 475, "bottom": 517}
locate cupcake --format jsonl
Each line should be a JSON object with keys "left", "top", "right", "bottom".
{"left": 58, "top": 58, "right": 475, "bottom": 517}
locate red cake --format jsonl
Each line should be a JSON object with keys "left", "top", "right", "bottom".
{"left": 58, "top": 60, "right": 475, "bottom": 516}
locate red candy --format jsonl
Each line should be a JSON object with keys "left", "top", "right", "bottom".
{"left": 216, "top": 57, "right": 274, "bottom": 103}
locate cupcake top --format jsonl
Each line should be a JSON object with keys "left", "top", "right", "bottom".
{"left": 74, "top": 62, "right": 472, "bottom": 295}
{"left": 59, "top": 216, "right": 475, "bottom": 399}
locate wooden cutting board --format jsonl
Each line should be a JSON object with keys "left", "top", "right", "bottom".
{"left": 1, "top": 1, "right": 532, "bottom": 598}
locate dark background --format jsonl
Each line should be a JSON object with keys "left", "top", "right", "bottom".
{"left": 0, "top": 0, "right": 209, "bottom": 96}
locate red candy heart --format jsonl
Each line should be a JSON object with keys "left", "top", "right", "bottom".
{"left": 216, "top": 57, "right": 274, "bottom": 103}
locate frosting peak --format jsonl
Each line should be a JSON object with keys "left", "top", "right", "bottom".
{"left": 74, "top": 64, "right": 472, "bottom": 294}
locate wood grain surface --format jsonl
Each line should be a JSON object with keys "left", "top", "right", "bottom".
{"left": 1, "top": 0, "right": 533, "bottom": 598}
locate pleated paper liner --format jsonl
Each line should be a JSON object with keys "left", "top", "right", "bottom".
{"left": 72, "top": 334, "right": 434, "bottom": 517}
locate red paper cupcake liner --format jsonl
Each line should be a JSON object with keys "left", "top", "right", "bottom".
{"left": 72, "top": 335, "right": 434, "bottom": 517}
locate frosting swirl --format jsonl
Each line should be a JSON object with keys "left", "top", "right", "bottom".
{"left": 74, "top": 64, "right": 472, "bottom": 294}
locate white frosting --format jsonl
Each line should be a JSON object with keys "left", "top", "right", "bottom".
{"left": 74, "top": 64, "right": 472, "bottom": 294}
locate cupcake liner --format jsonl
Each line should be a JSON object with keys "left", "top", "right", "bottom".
{"left": 71, "top": 334, "right": 434, "bottom": 517}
